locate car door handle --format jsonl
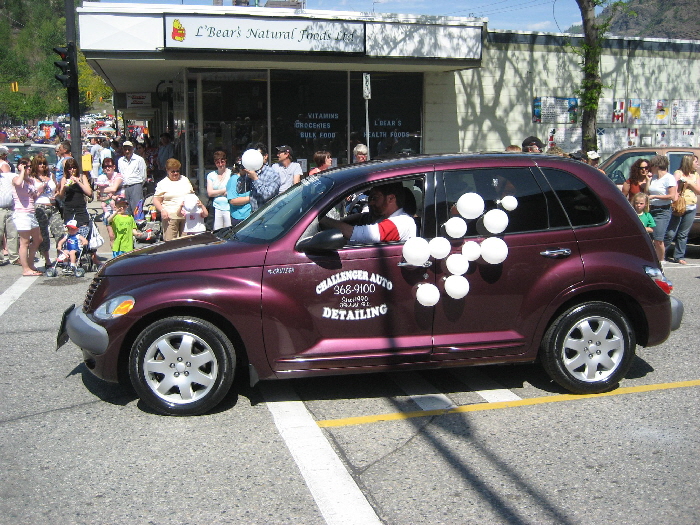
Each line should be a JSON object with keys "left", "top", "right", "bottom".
{"left": 398, "top": 261, "right": 432, "bottom": 268}
{"left": 540, "top": 248, "right": 572, "bottom": 258}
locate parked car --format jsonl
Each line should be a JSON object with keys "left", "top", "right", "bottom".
{"left": 601, "top": 147, "right": 700, "bottom": 186}
{"left": 600, "top": 147, "right": 700, "bottom": 243}
{"left": 58, "top": 154, "right": 683, "bottom": 416}
{"left": 0, "top": 143, "right": 58, "bottom": 167}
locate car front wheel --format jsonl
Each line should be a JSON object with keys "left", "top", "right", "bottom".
{"left": 541, "top": 302, "right": 635, "bottom": 394}
{"left": 130, "top": 317, "right": 236, "bottom": 416}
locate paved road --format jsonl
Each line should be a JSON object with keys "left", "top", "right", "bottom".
{"left": 0, "top": 245, "right": 699, "bottom": 524}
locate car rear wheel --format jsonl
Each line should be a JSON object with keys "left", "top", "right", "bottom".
{"left": 541, "top": 302, "right": 635, "bottom": 394}
{"left": 130, "top": 317, "right": 236, "bottom": 416}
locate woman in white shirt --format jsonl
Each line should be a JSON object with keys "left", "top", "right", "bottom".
{"left": 206, "top": 150, "right": 231, "bottom": 229}
{"left": 647, "top": 155, "right": 677, "bottom": 262}
{"left": 32, "top": 155, "right": 63, "bottom": 266}
{"left": 153, "top": 158, "right": 194, "bottom": 241}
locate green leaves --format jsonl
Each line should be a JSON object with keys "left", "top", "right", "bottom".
{"left": 0, "top": 0, "right": 110, "bottom": 121}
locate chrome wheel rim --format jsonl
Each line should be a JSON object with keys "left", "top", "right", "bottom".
{"left": 561, "top": 315, "right": 625, "bottom": 382}
{"left": 143, "top": 331, "right": 219, "bottom": 405}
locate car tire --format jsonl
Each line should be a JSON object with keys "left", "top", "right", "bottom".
{"left": 130, "top": 317, "right": 236, "bottom": 416}
{"left": 541, "top": 302, "right": 635, "bottom": 394}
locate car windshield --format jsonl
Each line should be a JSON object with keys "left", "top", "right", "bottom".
{"left": 4, "top": 144, "right": 58, "bottom": 165}
{"left": 217, "top": 175, "right": 334, "bottom": 244}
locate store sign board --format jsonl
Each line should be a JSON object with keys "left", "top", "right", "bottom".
{"left": 165, "top": 16, "right": 365, "bottom": 53}
{"left": 126, "top": 93, "right": 152, "bottom": 108}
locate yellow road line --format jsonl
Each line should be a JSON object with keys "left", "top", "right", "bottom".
{"left": 316, "top": 379, "right": 700, "bottom": 428}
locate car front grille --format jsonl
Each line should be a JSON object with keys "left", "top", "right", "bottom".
{"left": 83, "top": 276, "right": 104, "bottom": 313}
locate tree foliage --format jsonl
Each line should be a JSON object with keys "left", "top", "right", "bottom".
{"left": 574, "top": 0, "right": 631, "bottom": 153}
{"left": 0, "top": 0, "right": 111, "bottom": 123}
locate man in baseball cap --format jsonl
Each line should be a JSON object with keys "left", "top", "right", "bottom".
{"left": 273, "top": 145, "right": 302, "bottom": 194}
{"left": 521, "top": 136, "right": 545, "bottom": 153}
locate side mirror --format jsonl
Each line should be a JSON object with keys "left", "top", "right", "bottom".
{"left": 296, "top": 229, "right": 346, "bottom": 253}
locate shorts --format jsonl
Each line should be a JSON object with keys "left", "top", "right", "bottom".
{"left": 650, "top": 206, "right": 672, "bottom": 241}
{"left": 12, "top": 211, "right": 39, "bottom": 231}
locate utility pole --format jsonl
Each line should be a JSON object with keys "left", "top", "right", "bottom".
{"left": 62, "top": 0, "right": 80, "bottom": 144}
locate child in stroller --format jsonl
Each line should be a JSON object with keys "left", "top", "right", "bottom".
{"left": 45, "top": 215, "right": 101, "bottom": 277}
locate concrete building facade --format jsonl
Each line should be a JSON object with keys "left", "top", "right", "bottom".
{"left": 78, "top": 2, "right": 700, "bottom": 187}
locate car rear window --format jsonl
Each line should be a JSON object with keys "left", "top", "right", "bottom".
{"left": 441, "top": 167, "right": 549, "bottom": 235}
{"left": 539, "top": 168, "right": 608, "bottom": 227}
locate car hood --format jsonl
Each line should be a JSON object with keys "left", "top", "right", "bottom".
{"left": 100, "top": 232, "right": 268, "bottom": 276}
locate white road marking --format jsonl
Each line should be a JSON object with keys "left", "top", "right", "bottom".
{"left": 260, "top": 382, "right": 382, "bottom": 525}
{"left": 0, "top": 276, "right": 39, "bottom": 317}
{"left": 450, "top": 368, "right": 523, "bottom": 402}
{"left": 388, "top": 372, "right": 456, "bottom": 411}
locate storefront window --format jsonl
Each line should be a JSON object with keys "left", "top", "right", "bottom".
{"left": 349, "top": 72, "right": 423, "bottom": 160}
{"left": 188, "top": 70, "right": 268, "bottom": 172}
{"left": 187, "top": 69, "right": 423, "bottom": 179}
{"left": 270, "top": 70, "right": 348, "bottom": 172}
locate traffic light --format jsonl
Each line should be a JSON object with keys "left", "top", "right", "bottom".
{"left": 54, "top": 43, "right": 75, "bottom": 88}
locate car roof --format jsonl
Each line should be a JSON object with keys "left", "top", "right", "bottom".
{"left": 322, "top": 152, "right": 584, "bottom": 187}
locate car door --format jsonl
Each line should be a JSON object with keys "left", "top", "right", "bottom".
{"left": 429, "top": 165, "right": 585, "bottom": 362}
{"left": 261, "top": 174, "right": 436, "bottom": 375}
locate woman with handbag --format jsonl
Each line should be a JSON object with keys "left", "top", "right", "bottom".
{"left": 664, "top": 155, "right": 699, "bottom": 264}
{"left": 647, "top": 155, "right": 678, "bottom": 263}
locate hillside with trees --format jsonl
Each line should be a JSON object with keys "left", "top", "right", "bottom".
{"left": 568, "top": 0, "right": 700, "bottom": 40}
{"left": 0, "top": 0, "right": 110, "bottom": 123}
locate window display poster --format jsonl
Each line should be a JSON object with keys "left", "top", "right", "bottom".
{"left": 533, "top": 97, "right": 579, "bottom": 124}
{"left": 597, "top": 99, "right": 626, "bottom": 124}
{"left": 671, "top": 100, "right": 700, "bottom": 126}
{"left": 596, "top": 127, "right": 631, "bottom": 152}
{"left": 627, "top": 128, "right": 640, "bottom": 148}
{"left": 627, "top": 99, "right": 670, "bottom": 125}
{"left": 546, "top": 127, "right": 582, "bottom": 151}
{"left": 657, "top": 129, "right": 697, "bottom": 147}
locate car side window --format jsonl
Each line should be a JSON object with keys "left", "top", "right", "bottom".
{"left": 668, "top": 152, "right": 694, "bottom": 174}
{"left": 605, "top": 153, "right": 649, "bottom": 185}
{"left": 321, "top": 176, "right": 426, "bottom": 241}
{"left": 540, "top": 168, "right": 608, "bottom": 227}
{"left": 442, "top": 168, "right": 548, "bottom": 235}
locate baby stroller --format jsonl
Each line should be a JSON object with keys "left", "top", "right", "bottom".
{"left": 45, "top": 214, "right": 101, "bottom": 278}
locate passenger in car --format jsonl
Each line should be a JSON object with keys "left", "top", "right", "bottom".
{"left": 319, "top": 182, "right": 416, "bottom": 243}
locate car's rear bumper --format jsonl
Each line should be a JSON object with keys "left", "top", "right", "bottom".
{"left": 670, "top": 295, "right": 684, "bottom": 331}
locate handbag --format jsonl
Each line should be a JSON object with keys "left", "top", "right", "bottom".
{"left": 672, "top": 181, "right": 687, "bottom": 217}
{"left": 89, "top": 220, "right": 105, "bottom": 250}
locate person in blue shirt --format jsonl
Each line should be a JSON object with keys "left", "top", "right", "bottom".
{"left": 238, "top": 143, "right": 280, "bottom": 213}
{"left": 226, "top": 165, "right": 252, "bottom": 225}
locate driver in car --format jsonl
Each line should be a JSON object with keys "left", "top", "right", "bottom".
{"left": 319, "top": 182, "right": 416, "bottom": 243}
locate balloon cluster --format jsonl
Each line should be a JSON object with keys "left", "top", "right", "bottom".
{"left": 402, "top": 192, "right": 518, "bottom": 307}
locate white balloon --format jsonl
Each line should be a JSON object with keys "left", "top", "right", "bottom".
{"left": 482, "top": 209, "right": 509, "bottom": 234}
{"left": 444, "top": 217, "right": 467, "bottom": 238}
{"left": 446, "top": 253, "right": 470, "bottom": 275}
{"left": 416, "top": 283, "right": 440, "bottom": 306}
{"left": 402, "top": 237, "right": 431, "bottom": 266}
{"left": 480, "top": 237, "right": 508, "bottom": 264}
{"left": 461, "top": 240, "right": 481, "bottom": 261}
{"left": 241, "top": 149, "right": 264, "bottom": 171}
{"left": 444, "top": 275, "right": 470, "bottom": 299}
{"left": 500, "top": 195, "right": 518, "bottom": 211}
{"left": 429, "top": 237, "right": 452, "bottom": 260}
{"left": 456, "top": 192, "right": 485, "bottom": 220}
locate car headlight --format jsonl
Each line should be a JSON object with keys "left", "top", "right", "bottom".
{"left": 93, "top": 295, "right": 135, "bottom": 320}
